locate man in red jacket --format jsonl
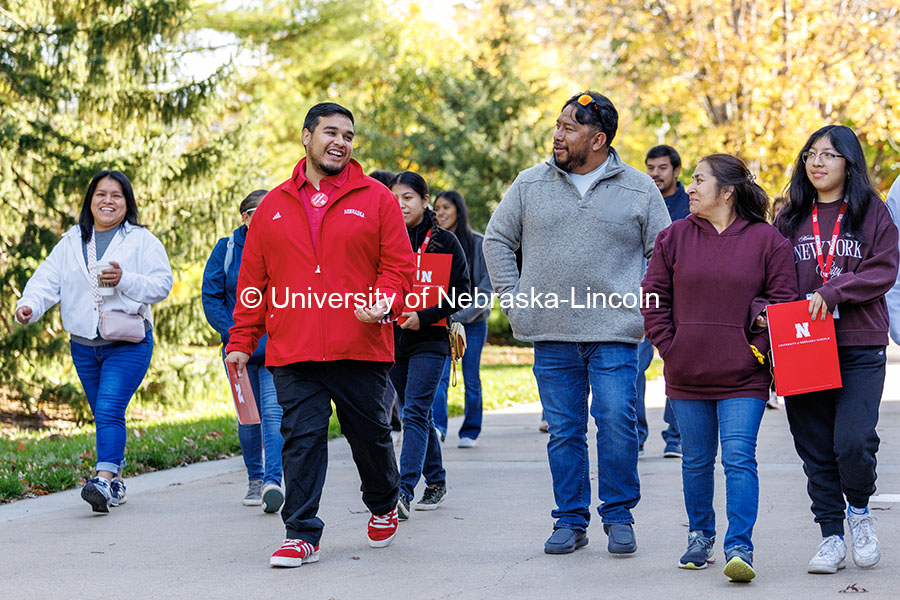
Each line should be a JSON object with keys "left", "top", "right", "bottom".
{"left": 225, "top": 102, "right": 415, "bottom": 568}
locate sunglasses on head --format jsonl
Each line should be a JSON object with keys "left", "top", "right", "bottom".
{"left": 576, "top": 93, "right": 602, "bottom": 119}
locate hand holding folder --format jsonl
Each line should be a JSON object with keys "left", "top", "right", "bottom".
{"left": 766, "top": 300, "right": 842, "bottom": 396}
{"left": 225, "top": 361, "right": 261, "bottom": 425}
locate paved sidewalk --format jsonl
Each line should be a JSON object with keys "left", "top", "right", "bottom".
{"left": 4, "top": 366, "right": 900, "bottom": 599}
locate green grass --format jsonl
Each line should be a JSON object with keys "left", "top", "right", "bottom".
{"left": 0, "top": 345, "right": 662, "bottom": 503}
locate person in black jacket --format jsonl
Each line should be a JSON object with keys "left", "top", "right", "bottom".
{"left": 390, "top": 171, "right": 470, "bottom": 519}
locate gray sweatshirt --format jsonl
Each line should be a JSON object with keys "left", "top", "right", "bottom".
{"left": 483, "top": 148, "right": 671, "bottom": 343}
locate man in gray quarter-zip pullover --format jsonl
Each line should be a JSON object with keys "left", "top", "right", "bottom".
{"left": 483, "top": 91, "right": 670, "bottom": 557}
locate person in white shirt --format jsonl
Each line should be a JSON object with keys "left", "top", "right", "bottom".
{"left": 883, "top": 176, "right": 900, "bottom": 344}
{"left": 15, "top": 170, "right": 173, "bottom": 513}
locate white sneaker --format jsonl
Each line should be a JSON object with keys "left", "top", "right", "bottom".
{"left": 808, "top": 535, "right": 847, "bottom": 574}
{"left": 848, "top": 509, "right": 881, "bottom": 567}
{"left": 458, "top": 437, "right": 478, "bottom": 448}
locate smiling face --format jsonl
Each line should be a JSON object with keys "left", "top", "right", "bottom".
{"left": 433, "top": 196, "right": 458, "bottom": 231}
{"left": 805, "top": 135, "right": 847, "bottom": 200}
{"left": 91, "top": 177, "right": 127, "bottom": 231}
{"left": 687, "top": 161, "right": 733, "bottom": 222}
{"left": 302, "top": 114, "right": 354, "bottom": 178}
{"left": 393, "top": 183, "right": 429, "bottom": 227}
{"left": 552, "top": 104, "right": 605, "bottom": 174}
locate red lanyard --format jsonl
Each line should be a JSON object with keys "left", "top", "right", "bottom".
{"left": 812, "top": 201, "right": 847, "bottom": 283}
{"left": 417, "top": 228, "right": 433, "bottom": 255}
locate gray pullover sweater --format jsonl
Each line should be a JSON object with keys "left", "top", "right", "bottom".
{"left": 483, "top": 148, "right": 671, "bottom": 343}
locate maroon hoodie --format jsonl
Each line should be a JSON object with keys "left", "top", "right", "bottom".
{"left": 642, "top": 215, "right": 798, "bottom": 400}
{"left": 777, "top": 197, "right": 899, "bottom": 346}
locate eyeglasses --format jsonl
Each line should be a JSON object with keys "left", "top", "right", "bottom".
{"left": 242, "top": 208, "right": 257, "bottom": 216}
{"left": 801, "top": 151, "right": 844, "bottom": 164}
{"left": 576, "top": 93, "right": 602, "bottom": 119}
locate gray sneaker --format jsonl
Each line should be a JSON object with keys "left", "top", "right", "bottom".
{"left": 808, "top": 535, "right": 847, "bottom": 574}
{"left": 848, "top": 509, "right": 880, "bottom": 568}
{"left": 81, "top": 477, "right": 112, "bottom": 513}
{"left": 261, "top": 482, "right": 284, "bottom": 513}
{"left": 398, "top": 494, "right": 411, "bottom": 520}
{"left": 414, "top": 484, "right": 446, "bottom": 511}
{"left": 109, "top": 478, "right": 127, "bottom": 507}
{"left": 679, "top": 530, "right": 716, "bottom": 569}
{"left": 243, "top": 479, "right": 263, "bottom": 506}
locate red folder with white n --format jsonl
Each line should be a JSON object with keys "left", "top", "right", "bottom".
{"left": 766, "top": 299, "right": 842, "bottom": 396}
{"left": 225, "top": 362, "right": 261, "bottom": 425}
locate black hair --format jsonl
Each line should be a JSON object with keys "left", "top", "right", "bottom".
{"left": 777, "top": 125, "right": 877, "bottom": 240}
{"left": 435, "top": 190, "right": 475, "bottom": 265}
{"left": 698, "top": 154, "right": 769, "bottom": 224}
{"left": 239, "top": 190, "right": 268, "bottom": 214}
{"left": 563, "top": 91, "right": 618, "bottom": 147}
{"left": 302, "top": 102, "right": 354, "bottom": 134}
{"left": 78, "top": 170, "right": 142, "bottom": 241}
{"left": 645, "top": 145, "right": 682, "bottom": 170}
{"left": 368, "top": 170, "right": 395, "bottom": 187}
{"left": 389, "top": 171, "right": 430, "bottom": 201}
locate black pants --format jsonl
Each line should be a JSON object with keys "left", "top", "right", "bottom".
{"left": 785, "top": 345, "right": 885, "bottom": 537}
{"left": 383, "top": 377, "right": 402, "bottom": 432}
{"left": 272, "top": 360, "right": 400, "bottom": 545}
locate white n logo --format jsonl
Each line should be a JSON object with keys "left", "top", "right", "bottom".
{"left": 420, "top": 271, "right": 432, "bottom": 283}
{"left": 795, "top": 322, "right": 811, "bottom": 339}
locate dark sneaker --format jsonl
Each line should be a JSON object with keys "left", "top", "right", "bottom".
{"left": 679, "top": 531, "right": 716, "bottom": 569}
{"left": 243, "top": 479, "right": 263, "bottom": 506}
{"left": 415, "top": 483, "right": 447, "bottom": 511}
{"left": 109, "top": 478, "right": 127, "bottom": 507}
{"left": 81, "top": 477, "right": 112, "bottom": 513}
{"left": 663, "top": 443, "right": 683, "bottom": 458}
{"left": 604, "top": 523, "right": 637, "bottom": 554}
{"left": 270, "top": 539, "right": 319, "bottom": 568}
{"left": 367, "top": 505, "right": 399, "bottom": 548}
{"left": 544, "top": 528, "right": 589, "bottom": 554}
{"left": 398, "top": 494, "right": 411, "bottom": 520}
{"left": 261, "top": 482, "right": 284, "bottom": 514}
{"left": 724, "top": 546, "right": 755, "bottom": 582}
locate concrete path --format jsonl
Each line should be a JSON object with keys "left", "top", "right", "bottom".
{"left": 4, "top": 362, "right": 900, "bottom": 599}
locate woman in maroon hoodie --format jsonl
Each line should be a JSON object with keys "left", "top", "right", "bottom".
{"left": 642, "top": 154, "right": 798, "bottom": 582}
{"left": 776, "top": 125, "right": 899, "bottom": 575}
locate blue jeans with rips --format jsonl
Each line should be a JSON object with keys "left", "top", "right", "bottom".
{"left": 70, "top": 331, "right": 154, "bottom": 474}
{"left": 533, "top": 341, "right": 641, "bottom": 530}
{"left": 432, "top": 319, "right": 489, "bottom": 440}
{"left": 236, "top": 360, "right": 284, "bottom": 485}
{"left": 390, "top": 352, "right": 447, "bottom": 500}
{"left": 635, "top": 338, "right": 680, "bottom": 448}
{"left": 669, "top": 396, "right": 765, "bottom": 552}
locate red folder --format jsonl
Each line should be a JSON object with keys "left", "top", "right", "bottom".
{"left": 766, "top": 300, "right": 842, "bottom": 396}
{"left": 225, "top": 362, "right": 261, "bottom": 425}
{"left": 397, "top": 253, "right": 452, "bottom": 327}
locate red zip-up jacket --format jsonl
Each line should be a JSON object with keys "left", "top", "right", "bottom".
{"left": 226, "top": 158, "right": 415, "bottom": 366}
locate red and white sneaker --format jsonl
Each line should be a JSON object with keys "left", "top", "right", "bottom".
{"left": 269, "top": 538, "right": 320, "bottom": 568}
{"left": 367, "top": 505, "right": 399, "bottom": 548}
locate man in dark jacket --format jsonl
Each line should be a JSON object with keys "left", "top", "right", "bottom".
{"left": 637, "top": 144, "right": 687, "bottom": 458}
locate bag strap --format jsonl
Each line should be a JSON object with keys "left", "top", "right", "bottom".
{"left": 86, "top": 229, "right": 103, "bottom": 310}
{"left": 224, "top": 233, "right": 235, "bottom": 273}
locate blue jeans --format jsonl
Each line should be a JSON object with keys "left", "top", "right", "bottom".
{"left": 70, "top": 331, "right": 154, "bottom": 474}
{"left": 390, "top": 352, "right": 446, "bottom": 500}
{"left": 432, "top": 319, "right": 488, "bottom": 440}
{"left": 669, "top": 397, "right": 765, "bottom": 552}
{"left": 635, "top": 338, "right": 680, "bottom": 448}
{"left": 532, "top": 341, "right": 641, "bottom": 530}
{"left": 236, "top": 360, "right": 284, "bottom": 484}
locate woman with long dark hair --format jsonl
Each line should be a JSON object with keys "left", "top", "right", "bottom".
{"left": 642, "top": 154, "right": 797, "bottom": 582}
{"left": 389, "top": 172, "right": 470, "bottom": 518}
{"left": 431, "top": 190, "right": 492, "bottom": 447}
{"left": 15, "top": 170, "right": 173, "bottom": 513}
{"left": 776, "top": 125, "right": 899, "bottom": 574}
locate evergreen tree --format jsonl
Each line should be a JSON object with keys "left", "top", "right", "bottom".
{"left": 0, "top": 0, "right": 259, "bottom": 419}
